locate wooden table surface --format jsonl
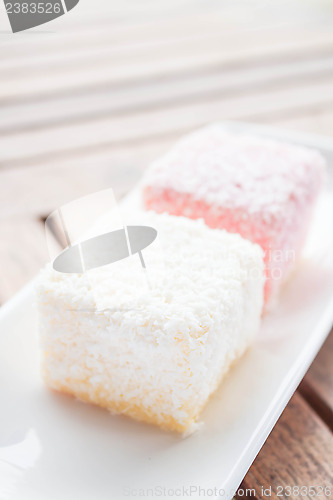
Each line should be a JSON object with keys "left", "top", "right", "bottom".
{"left": 0, "top": 0, "right": 332, "bottom": 498}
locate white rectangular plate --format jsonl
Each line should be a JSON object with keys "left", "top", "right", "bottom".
{"left": 1, "top": 123, "right": 333, "bottom": 500}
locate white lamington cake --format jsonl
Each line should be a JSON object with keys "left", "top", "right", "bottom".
{"left": 37, "top": 212, "right": 264, "bottom": 434}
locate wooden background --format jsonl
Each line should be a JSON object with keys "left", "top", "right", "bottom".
{"left": 0, "top": 0, "right": 332, "bottom": 498}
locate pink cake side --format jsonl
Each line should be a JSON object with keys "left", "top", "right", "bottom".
{"left": 142, "top": 127, "right": 326, "bottom": 303}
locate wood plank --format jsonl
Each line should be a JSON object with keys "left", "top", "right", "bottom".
{"left": 273, "top": 110, "right": 333, "bottom": 138}
{"left": 3, "top": 105, "right": 333, "bottom": 220}
{"left": 3, "top": 35, "right": 333, "bottom": 105}
{"left": 0, "top": 138, "right": 172, "bottom": 217}
{"left": 0, "top": 218, "right": 48, "bottom": 304}
{"left": 3, "top": 79, "right": 333, "bottom": 168}
{"left": 0, "top": 0, "right": 230, "bottom": 43}
{"left": 299, "top": 329, "right": 333, "bottom": 429}
{"left": 2, "top": 1, "right": 333, "bottom": 58}
{"left": 2, "top": 20, "right": 333, "bottom": 74}
{"left": 236, "top": 393, "right": 333, "bottom": 500}
{"left": 2, "top": 105, "right": 333, "bottom": 216}
{"left": 48, "top": 0, "right": 333, "bottom": 31}
{"left": 3, "top": 54, "right": 333, "bottom": 134}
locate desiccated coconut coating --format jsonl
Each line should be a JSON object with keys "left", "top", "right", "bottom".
{"left": 37, "top": 212, "right": 264, "bottom": 433}
{"left": 142, "top": 126, "right": 326, "bottom": 302}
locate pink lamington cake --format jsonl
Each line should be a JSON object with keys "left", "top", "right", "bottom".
{"left": 142, "top": 125, "right": 326, "bottom": 304}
